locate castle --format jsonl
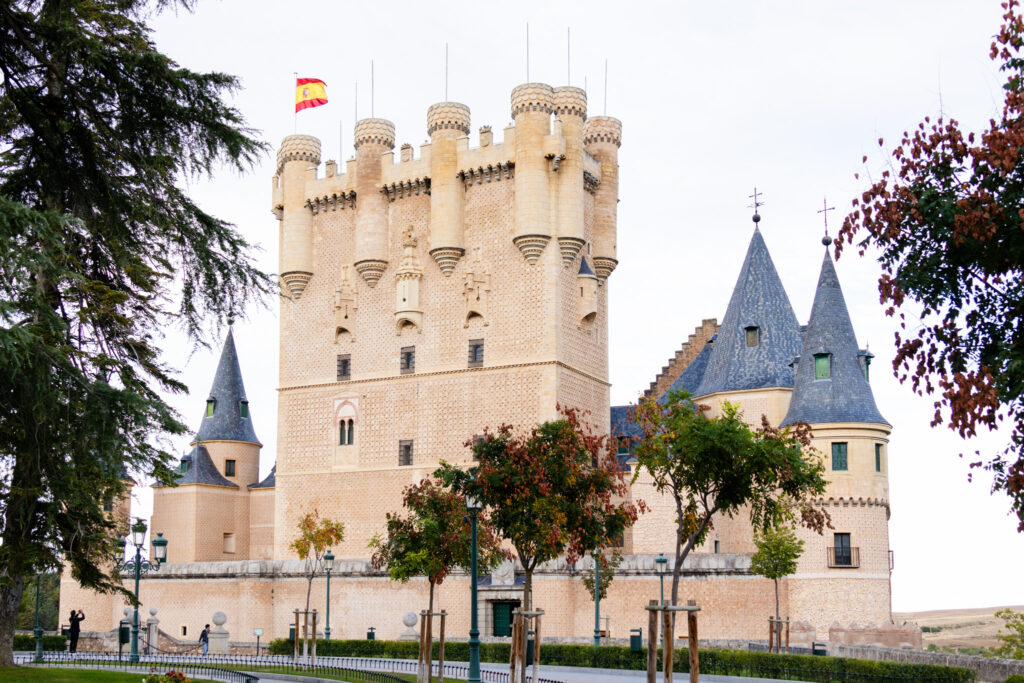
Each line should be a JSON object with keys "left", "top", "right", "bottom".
{"left": 60, "top": 81, "right": 908, "bottom": 648}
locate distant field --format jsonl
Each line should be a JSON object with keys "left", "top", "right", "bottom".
{"left": 894, "top": 605, "right": 1024, "bottom": 651}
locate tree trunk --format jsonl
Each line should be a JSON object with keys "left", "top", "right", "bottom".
{"left": 428, "top": 581, "right": 435, "bottom": 614}
{"left": 305, "top": 575, "right": 313, "bottom": 614}
{"left": 523, "top": 569, "right": 533, "bottom": 612}
{"left": 0, "top": 578, "right": 25, "bottom": 666}
{"left": 774, "top": 578, "right": 780, "bottom": 622}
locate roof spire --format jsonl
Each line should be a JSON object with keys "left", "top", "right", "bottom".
{"left": 818, "top": 196, "right": 835, "bottom": 245}
{"left": 195, "top": 329, "right": 261, "bottom": 445}
{"left": 748, "top": 186, "right": 764, "bottom": 225}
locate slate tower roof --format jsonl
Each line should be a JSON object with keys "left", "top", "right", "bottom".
{"left": 694, "top": 228, "right": 802, "bottom": 396}
{"left": 170, "top": 444, "right": 238, "bottom": 488}
{"left": 782, "top": 247, "right": 889, "bottom": 426}
{"left": 196, "top": 329, "right": 261, "bottom": 445}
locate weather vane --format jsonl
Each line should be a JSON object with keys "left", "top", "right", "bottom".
{"left": 818, "top": 196, "right": 835, "bottom": 244}
{"left": 748, "top": 187, "right": 764, "bottom": 224}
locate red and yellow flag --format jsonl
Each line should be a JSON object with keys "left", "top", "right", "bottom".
{"left": 295, "top": 78, "right": 327, "bottom": 112}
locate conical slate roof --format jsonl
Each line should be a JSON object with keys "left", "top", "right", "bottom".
{"left": 249, "top": 464, "right": 276, "bottom": 490}
{"left": 694, "top": 228, "right": 802, "bottom": 396}
{"left": 160, "top": 444, "right": 238, "bottom": 488}
{"left": 195, "top": 330, "right": 261, "bottom": 445}
{"left": 782, "top": 249, "right": 889, "bottom": 426}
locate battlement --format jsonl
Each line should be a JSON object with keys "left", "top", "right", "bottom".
{"left": 426, "top": 102, "right": 471, "bottom": 137}
{"left": 510, "top": 82, "right": 555, "bottom": 117}
{"left": 583, "top": 116, "right": 622, "bottom": 148}
{"left": 553, "top": 86, "right": 587, "bottom": 120}
{"left": 277, "top": 134, "right": 320, "bottom": 173}
{"left": 353, "top": 118, "right": 395, "bottom": 150}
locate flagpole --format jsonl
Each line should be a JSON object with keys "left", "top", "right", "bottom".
{"left": 293, "top": 71, "right": 298, "bottom": 133}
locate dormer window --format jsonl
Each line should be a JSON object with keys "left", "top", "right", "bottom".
{"left": 205, "top": 400, "right": 215, "bottom": 417}
{"left": 863, "top": 355, "right": 871, "bottom": 382}
{"left": 814, "top": 353, "right": 831, "bottom": 379}
{"left": 240, "top": 400, "right": 249, "bottom": 419}
{"left": 745, "top": 326, "right": 760, "bottom": 347}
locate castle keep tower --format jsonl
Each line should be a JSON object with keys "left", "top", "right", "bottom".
{"left": 270, "top": 82, "right": 620, "bottom": 559}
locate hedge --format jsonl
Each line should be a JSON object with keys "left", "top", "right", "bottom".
{"left": 267, "top": 638, "right": 976, "bottom": 682}
{"left": 13, "top": 634, "right": 67, "bottom": 651}
{"left": 1004, "top": 676, "right": 1024, "bottom": 683}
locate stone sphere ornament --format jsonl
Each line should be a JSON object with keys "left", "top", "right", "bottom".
{"left": 402, "top": 611, "right": 418, "bottom": 628}
{"left": 212, "top": 611, "right": 227, "bottom": 626}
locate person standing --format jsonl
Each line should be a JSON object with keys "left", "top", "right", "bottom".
{"left": 68, "top": 610, "right": 85, "bottom": 653}
{"left": 199, "top": 624, "right": 210, "bottom": 656}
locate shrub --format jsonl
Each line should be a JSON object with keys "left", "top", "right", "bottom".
{"left": 12, "top": 634, "right": 66, "bottom": 651}
{"left": 1004, "top": 675, "right": 1024, "bottom": 683}
{"left": 267, "top": 638, "right": 976, "bottom": 681}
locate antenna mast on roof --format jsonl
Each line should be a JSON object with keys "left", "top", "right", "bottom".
{"left": 526, "top": 23, "right": 530, "bottom": 81}
{"left": 371, "top": 60, "right": 375, "bottom": 118}
{"left": 603, "top": 59, "right": 608, "bottom": 116}
{"left": 445, "top": 43, "right": 449, "bottom": 100}
{"left": 567, "top": 27, "right": 571, "bottom": 84}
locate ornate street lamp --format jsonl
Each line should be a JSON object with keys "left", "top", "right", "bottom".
{"left": 465, "top": 494, "right": 482, "bottom": 683}
{"left": 323, "top": 549, "right": 335, "bottom": 643}
{"left": 32, "top": 573, "right": 43, "bottom": 662}
{"left": 115, "top": 519, "right": 166, "bottom": 663}
{"left": 593, "top": 549, "right": 601, "bottom": 647}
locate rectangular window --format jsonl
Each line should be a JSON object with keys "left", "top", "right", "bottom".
{"left": 616, "top": 437, "right": 630, "bottom": 455}
{"left": 181, "top": 625, "right": 187, "bottom": 637}
{"left": 472, "top": 434, "right": 485, "bottom": 461}
{"left": 713, "top": 539, "right": 720, "bottom": 554}
{"left": 831, "top": 442, "right": 848, "bottom": 471}
{"left": 814, "top": 353, "right": 831, "bottom": 379}
{"left": 401, "top": 347, "right": 415, "bottom": 374}
{"left": 205, "top": 400, "right": 215, "bottom": 417}
{"left": 225, "top": 459, "right": 236, "bottom": 477}
{"left": 875, "top": 443, "right": 883, "bottom": 472}
{"left": 468, "top": 339, "right": 484, "bottom": 368}
{"left": 103, "top": 501, "right": 114, "bottom": 513}
{"left": 832, "top": 532, "right": 853, "bottom": 567}
{"left": 223, "top": 532, "right": 235, "bottom": 554}
{"left": 240, "top": 401, "right": 249, "bottom": 419}
{"left": 336, "top": 354, "right": 351, "bottom": 381}
{"left": 399, "top": 440, "right": 413, "bottom": 466}
{"left": 745, "top": 326, "right": 759, "bottom": 347}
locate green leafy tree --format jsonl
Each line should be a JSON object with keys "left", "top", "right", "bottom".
{"left": 0, "top": 0, "right": 270, "bottom": 665}
{"left": 838, "top": 0, "right": 1024, "bottom": 529}
{"left": 750, "top": 523, "right": 804, "bottom": 650}
{"left": 14, "top": 573, "right": 58, "bottom": 631}
{"left": 290, "top": 510, "right": 345, "bottom": 614}
{"left": 436, "top": 405, "right": 643, "bottom": 611}
{"left": 630, "top": 391, "right": 829, "bottom": 609}
{"left": 994, "top": 608, "right": 1024, "bottom": 659}
{"left": 369, "top": 479, "right": 507, "bottom": 613}
{"left": 581, "top": 548, "right": 623, "bottom": 602}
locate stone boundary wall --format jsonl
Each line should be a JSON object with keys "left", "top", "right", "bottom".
{"left": 832, "top": 643, "right": 1024, "bottom": 683}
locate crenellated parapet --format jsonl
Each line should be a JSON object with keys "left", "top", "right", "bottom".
{"left": 583, "top": 116, "right": 622, "bottom": 148}
{"left": 426, "top": 102, "right": 471, "bottom": 137}
{"left": 353, "top": 118, "right": 396, "bottom": 150}
{"left": 511, "top": 82, "right": 555, "bottom": 116}
{"left": 276, "top": 134, "right": 321, "bottom": 173}
{"left": 552, "top": 86, "right": 588, "bottom": 120}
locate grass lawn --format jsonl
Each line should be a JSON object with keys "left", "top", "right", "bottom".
{"left": 231, "top": 665, "right": 461, "bottom": 682}
{"left": 0, "top": 668, "right": 219, "bottom": 682}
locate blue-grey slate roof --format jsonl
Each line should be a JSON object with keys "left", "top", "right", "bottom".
{"left": 578, "top": 256, "right": 596, "bottom": 277}
{"left": 610, "top": 405, "right": 642, "bottom": 440}
{"left": 249, "top": 464, "right": 276, "bottom": 489}
{"left": 694, "top": 228, "right": 802, "bottom": 396}
{"left": 159, "top": 444, "right": 238, "bottom": 488}
{"left": 196, "top": 329, "right": 261, "bottom": 445}
{"left": 657, "top": 342, "right": 713, "bottom": 403}
{"left": 781, "top": 249, "right": 889, "bottom": 426}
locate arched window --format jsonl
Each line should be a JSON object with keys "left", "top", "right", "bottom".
{"left": 347, "top": 419, "right": 355, "bottom": 445}
{"left": 335, "top": 400, "right": 358, "bottom": 448}
{"left": 339, "top": 421, "right": 347, "bottom": 446}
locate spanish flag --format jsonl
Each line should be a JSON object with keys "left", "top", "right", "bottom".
{"left": 295, "top": 78, "right": 328, "bottom": 112}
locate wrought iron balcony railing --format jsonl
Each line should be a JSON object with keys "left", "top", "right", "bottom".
{"left": 827, "top": 546, "right": 860, "bottom": 568}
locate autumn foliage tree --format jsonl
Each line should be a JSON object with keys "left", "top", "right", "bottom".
{"left": 435, "top": 406, "right": 643, "bottom": 611}
{"left": 369, "top": 479, "right": 507, "bottom": 613}
{"left": 750, "top": 523, "right": 805, "bottom": 650}
{"left": 630, "top": 391, "right": 829, "bottom": 609}
{"left": 838, "top": 0, "right": 1024, "bottom": 529}
{"left": 290, "top": 510, "right": 345, "bottom": 614}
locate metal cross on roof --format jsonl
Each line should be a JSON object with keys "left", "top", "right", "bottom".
{"left": 818, "top": 197, "right": 835, "bottom": 234}
{"left": 748, "top": 187, "right": 764, "bottom": 213}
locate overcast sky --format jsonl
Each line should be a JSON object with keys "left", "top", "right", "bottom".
{"left": 138, "top": 0, "right": 1022, "bottom": 613}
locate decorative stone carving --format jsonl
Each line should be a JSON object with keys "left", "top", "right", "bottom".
{"left": 281, "top": 272, "right": 312, "bottom": 299}
{"left": 491, "top": 560, "right": 515, "bottom": 586}
{"left": 592, "top": 256, "right": 619, "bottom": 280}
{"left": 558, "top": 237, "right": 586, "bottom": 268}
{"left": 512, "top": 234, "right": 550, "bottom": 265}
{"left": 464, "top": 248, "right": 491, "bottom": 327}
{"left": 383, "top": 178, "right": 430, "bottom": 202}
{"left": 334, "top": 265, "right": 358, "bottom": 341}
{"left": 208, "top": 611, "right": 229, "bottom": 655}
{"left": 394, "top": 226, "right": 423, "bottom": 333}
{"left": 398, "top": 611, "right": 419, "bottom": 641}
{"left": 307, "top": 191, "right": 356, "bottom": 213}
{"left": 430, "top": 247, "right": 465, "bottom": 277}
{"left": 354, "top": 260, "right": 387, "bottom": 288}
{"left": 460, "top": 163, "right": 514, "bottom": 186}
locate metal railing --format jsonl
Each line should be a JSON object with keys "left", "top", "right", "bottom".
{"left": 14, "top": 653, "right": 258, "bottom": 683}
{"left": 828, "top": 546, "right": 860, "bottom": 568}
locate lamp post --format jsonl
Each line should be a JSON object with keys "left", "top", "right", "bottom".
{"left": 323, "top": 549, "right": 334, "bottom": 643}
{"left": 655, "top": 553, "right": 667, "bottom": 652}
{"left": 465, "top": 494, "right": 482, "bottom": 683}
{"left": 115, "top": 519, "right": 167, "bottom": 663}
{"left": 32, "top": 573, "right": 43, "bottom": 662}
{"left": 593, "top": 549, "right": 601, "bottom": 647}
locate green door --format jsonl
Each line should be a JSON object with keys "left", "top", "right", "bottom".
{"left": 492, "top": 602, "right": 512, "bottom": 637}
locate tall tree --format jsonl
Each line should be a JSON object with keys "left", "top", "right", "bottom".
{"left": 838, "top": 0, "right": 1024, "bottom": 529}
{"left": 0, "top": 0, "right": 270, "bottom": 665}
{"left": 749, "top": 523, "right": 804, "bottom": 651}
{"left": 436, "top": 406, "right": 643, "bottom": 611}
{"left": 630, "top": 391, "right": 829, "bottom": 609}
{"left": 369, "top": 479, "right": 507, "bottom": 614}
{"left": 290, "top": 510, "right": 345, "bottom": 615}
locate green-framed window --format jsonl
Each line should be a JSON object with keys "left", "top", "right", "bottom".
{"left": 875, "top": 443, "right": 883, "bottom": 472}
{"left": 832, "top": 442, "right": 848, "bottom": 471}
{"left": 814, "top": 353, "right": 831, "bottom": 379}
{"left": 205, "top": 400, "right": 215, "bottom": 417}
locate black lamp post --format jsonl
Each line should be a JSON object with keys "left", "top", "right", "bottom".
{"left": 593, "top": 549, "right": 601, "bottom": 647}
{"left": 655, "top": 553, "right": 667, "bottom": 652}
{"left": 115, "top": 519, "right": 167, "bottom": 663}
{"left": 323, "top": 549, "right": 334, "bottom": 643}
{"left": 32, "top": 573, "right": 43, "bottom": 662}
{"left": 466, "top": 494, "right": 482, "bottom": 683}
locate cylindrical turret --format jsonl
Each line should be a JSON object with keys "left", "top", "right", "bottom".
{"left": 426, "top": 102, "right": 470, "bottom": 276}
{"left": 353, "top": 118, "right": 396, "bottom": 287}
{"left": 511, "top": 83, "right": 554, "bottom": 264}
{"left": 277, "top": 135, "right": 321, "bottom": 297}
{"left": 583, "top": 116, "right": 621, "bottom": 279}
{"left": 553, "top": 86, "right": 587, "bottom": 267}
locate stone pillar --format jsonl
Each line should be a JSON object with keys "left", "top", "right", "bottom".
{"left": 208, "top": 611, "right": 229, "bottom": 655}
{"left": 553, "top": 86, "right": 587, "bottom": 267}
{"left": 511, "top": 83, "right": 554, "bottom": 264}
{"left": 426, "top": 102, "right": 470, "bottom": 276}
{"left": 276, "top": 135, "right": 321, "bottom": 298}
{"left": 353, "top": 118, "right": 396, "bottom": 287}
{"left": 583, "top": 116, "right": 622, "bottom": 279}
{"left": 146, "top": 607, "right": 159, "bottom": 655}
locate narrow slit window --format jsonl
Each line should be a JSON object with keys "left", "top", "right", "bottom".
{"left": 339, "top": 421, "right": 347, "bottom": 446}
{"left": 468, "top": 339, "right": 484, "bottom": 368}
{"left": 337, "top": 354, "right": 351, "bottom": 381}
{"left": 223, "top": 532, "right": 235, "bottom": 554}
{"left": 347, "top": 419, "right": 355, "bottom": 445}
{"left": 745, "top": 326, "right": 760, "bottom": 347}
{"left": 814, "top": 353, "right": 832, "bottom": 379}
{"left": 831, "top": 442, "right": 848, "bottom": 471}
{"left": 225, "top": 459, "right": 236, "bottom": 477}
{"left": 713, "top": 539, "right": 720, "bottom": 554}
{"left": 399, "top": 440, "right": 413, "bottom": 466}
{"left": 875, "top": 443, "right": 883, "bottom": 472}
{"left": 401, "top": 347, "right": 415, "bottom": 374}
{"left": 240, "top": 401, "right": 249, "bottom": 419}
{"left": 205, "top": 400, "right": 215, "bottom": 417}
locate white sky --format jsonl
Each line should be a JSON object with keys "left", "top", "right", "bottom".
{"left": 135, "top": 0, "right": 1023, "bottom": 613}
